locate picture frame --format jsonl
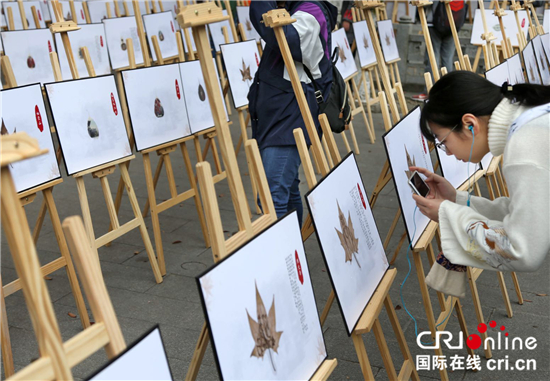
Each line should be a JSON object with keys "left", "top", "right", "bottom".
{"left": 382, "top": 106, "right": 434, "bottom": 246}
{"left": 435, "top": 146, "right": 481, "bottom": 190}
{"left": 532, "top": 35, "right": 550, "bottom": 85}
{"left": 121, "top": 63, "right": 192, "bottom": 151}
{"left": 44, "top": 75, "right": 133, "bottom": 176}
{"left": 353, "top": 20, "right": 376, "bottom": 68}
{"left": 142, "top": 11, "right": 179, "bottom": 62}
{"left": 197, "top": 211, "right": 327, "bottom": 380}
{"left": 236, "top": 6, "right": 261, "bottom": 42}
{"left": 208, "top": 9, "right": 235, "bottom": 52}
{"left": 305, "top": 152, "right": 389, "bottom": 335}
{"left": 55, "top": 23, "right": 112, "bottom": 80}
{"left": 103, "top": 16, "right": 144, "bottom": 70}
{"left": 1, "top": 1, "right": 46, "bottom": 30}
{"left": 377, "top": 19, "right": 399, "bottom": 63}
{"left": 522, "top": 40, "right": 542, "bottom": 85}
{"left": 220, "top": 40, "right": 260, "bottom": 109}
{"left": 87, "top": 0, "right": 111, "bottom": 23}
{"left": 470, "top": 9, "right": 529, "bottom": 47}
{"left": 484, "top": 59, "right": 509, "bottom": 86}
{"left": 507, "top": 53, "right": 526, "bottom": 85}
{"left": 1, "top": 83, "right": 61, "bottom": 193}
{"left": 332, "top": 28, "right": 357, "bottom": 81}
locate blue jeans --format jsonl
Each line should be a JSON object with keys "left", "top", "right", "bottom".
{"left": 424, "top": 27, "right": 456, "bottom": 91}
{"left": 260, "top": 145, "right": 303, "bottom": 226}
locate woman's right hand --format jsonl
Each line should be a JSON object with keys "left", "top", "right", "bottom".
{"left": 409, "top": 166, "right": 457, "bottom": 202}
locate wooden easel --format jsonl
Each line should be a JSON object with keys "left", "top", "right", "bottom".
{"left": 175, "top": 4, "right": 281, "bottom": 378}
{"left": 524, "top": 0, "right": 545, "bottom": 37}
{"left": 443, "top": 0, "right": 474, "bottom": 71}
{"left": 472, "top": 0, "right": 500, "bottom": 73}
{"left": 48, "top": 2, "right": 163, "bottom": 283}
{"left": 1, "top": 134, "right": 127, "bottom": 380}
{"left": 510, "top": 0, "right": 528, "bottom": 50}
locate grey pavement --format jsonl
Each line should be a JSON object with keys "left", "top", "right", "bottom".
{"left": 1, "top": 90, "right": 549, "bottom": 380}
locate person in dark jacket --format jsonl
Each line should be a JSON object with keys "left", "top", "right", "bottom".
{"left": 248, "top": 0, "right": 338, "bottom": 225}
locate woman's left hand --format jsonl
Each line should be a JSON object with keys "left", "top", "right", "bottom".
{"left": 412, "top": 194, "right": 445, "bottom": 223}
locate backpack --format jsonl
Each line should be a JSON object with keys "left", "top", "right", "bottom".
{"left": 433, "top": 0, "right": 466, "bottom": 37}
{"left": 303, "top": 47, "right": 351, "bottom": 134}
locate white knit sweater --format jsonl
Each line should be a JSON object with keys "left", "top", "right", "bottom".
{"left": 438, "top": 98, "right": 550, "bottom": 272}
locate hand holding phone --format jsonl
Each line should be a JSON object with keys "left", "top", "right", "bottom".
{"left": 409, "top": 171, "right": 430, "bottom": 198}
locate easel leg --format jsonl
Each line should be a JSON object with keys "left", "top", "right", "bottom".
{"left": 496, "top": 272, "right": 513, "bottom": 318}
{"left": 186, "top": 323, "right": 210, "bottom": 381}
{"left": 32, "top": 199, "right": 48, "bottom": 244}
{"left": 119, "top": 164, "right": 163, "bottom": 284}
{"left": 453, "top": 298, "right": 475, "bottom": 358}
{"left": 352, "top": 79, "right": 375, "bottom": 143}
{"left": 75, "top": 177, "right": 99, "bottom": 260}
{"left": 511, "top": 272, "right": 524, "bottom": 304}
{"left": 467, "top": 267, "right": 493, "bottom": 359}
{"left": 109, "top": 162, "right": 132, "bottom": 247}
{"left": 384, "top": 295, "right": 420, "bottom": 381}
{"left": 1, "top": 278, "right": 15, "bottom": 378}
{"left": 412, "top": 250, "right": 449, "bottom": 380}
{"left": 320, "top": 290, "right": 335, "bottom": 326}
{"left": 340, "top": 132, "right": 351, "bottom": 154}
{"left": 142, "top": 154, "right": 166, "bottom": 218}
{"left": 322, "top": 135, "right": 334, "bottom": 169}
{"left": 180, "top": 142, "right": 210, "bottom": 248}
{"left": 372, "top": 319, "right": 398, "bottom": 379}
{"left": 43, "top": 188, "right": 90, "bottom": 329}
{"left": 351, "top": 333, "right": 376, "bottom": 380}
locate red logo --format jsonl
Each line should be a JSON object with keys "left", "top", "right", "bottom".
{"left": 170, "top": 21, "right": 174, "bottom": 33}
{"left": 100, "top": 36, "right": 104, "bottom": 47}
{"left": 111, "top": 93, "right": 118, "bottom": 115}
{"left": 47, "top": 40, "right": 52, "bottom": 53}
{"left": 38, "top": 10, "right": 42, "bottom": 21}
{"left": 35, "top": 106, "right": 44, "bottom": 132}
{"left": 295, "top": 250, "right": 304, "bottom": 285}
{"left": 467, "top": 321, "right": 508, "bottom": 350}
{"left": 175, "top": 79, "right": 181, "bottom": 99}
{"left": 521, "top": 18, "right": 526, "bottom": 28}
{"left": 450, "top": 0, "right": 464, "bottom": 12}
{"left": 255, "top": 52, "right": 259, "bottom": 66}
{"left": 422, "top": 135, "right": 427, "bottom": 154}
{"left": 357, "top": 184, "right": 366, "bottom": 209}
{"left": 81, "top": 9, "right": 85, "bottom": 20}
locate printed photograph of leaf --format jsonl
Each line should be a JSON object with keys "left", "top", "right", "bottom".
{"left": 352, "top": 20, "right": 376, "bottom": 68}
{"left": 246, "top": 282, "right": 283, "bottom": 373}
{"left": 335, "top": 201, "right": 360, "bottom": 268}
{"left": 331, "top": 28, "right": 357, "bottom": 80}
{"left": 197, "top": 211, "right": 326, "bottom": 380}
{"left": 221, "top": 40, "right": 260, "bottom": 109}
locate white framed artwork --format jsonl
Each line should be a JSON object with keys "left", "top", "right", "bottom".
{"left": 87, "top": 325, "right": 173, "bottom": 381}
{"left": 181, "top": 26, "right": 196, "bottom": 53}
{"left": 87, "top": 0, "right": 111, "bottom": 23}
{"left": 220, "top": 40, "right": 260, "bottom": 109}
{"left": 55, "top": 23, "right": 111, "bottom": 80}
{"left": 1, "top": 83, "right": 61, "bottom": 193}
{"left": 143, "top": 11, "right": 178, "bottom": 62}
{"left": 2, "top": 1, "right": 46, "bottom": 30}
{"left": 103, "top": 16, "right": 144, "bottom": 70}
{"left": 507, "top": 53, "right": 526, "bottom": 85}
{"left": 124, "top": 0, "right": 148, "bottom": 17}
{"left": 532, "top": 35, "right": 550, "bottom": 85}
{"left": 37, "top": 0, "right": 50, "bottom": 22}
{"left": 543, "top": 9, "right": 549, "bottom": 34}
{"left": 45, "top": 75, "right": 132, "bottom": 176}
{"left": 122, "top": 63, "right": 191, "bottom": 151}
{"left": 47, "top": 0, "right": 72, "bottom": 22}
{"left": 73, "top": 0, "right": 88, "bottom": 24}
{"left": 179, "top": 58, "right": 228, "bottom": 134}
{"left": 332, "top": 28, "right": 357, "bottom": 81}
{"left": 436, "top": 147, "right": 481, "bottom": 190}
{"left": 542, "top": 33, "right": 549, "bottom": 62}
{"left": 208, "top": 9, "right": 234, "bottom": 52}
{"left": 305, "top": 153, "right": 389, "bottom": 335}
{"left": 197, "top": 211, "right": 327, "bottom": 380}
{"left": 484, "top": 59, "right": 509, "bottom": 86}
{"left": 470, "top": 9, "right": 529, "bottom": 47}
{"left": 236, "top": 6, "right": 261, "bottom": 42}
{"left": 353, "top": 20, "right": 376, "bottom": 68}
{"left": 0, "top": 29, "right": 56, "bottom": 86}
{"left": 522, "top": 40, "right": 542, "bottom": 85}
{"left": 377, "top": 19, "right": 399, "bottom": 63}
{"left": 383, "top": 107, "right": 434, "bottom": 246}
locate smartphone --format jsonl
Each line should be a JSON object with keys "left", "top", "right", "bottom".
{"left": 408, "top": 171, "right": 430, "bottom": 197}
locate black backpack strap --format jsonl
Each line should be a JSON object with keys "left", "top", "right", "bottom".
{"left": 303, "top": 65, "right": 324, "bottom": 105}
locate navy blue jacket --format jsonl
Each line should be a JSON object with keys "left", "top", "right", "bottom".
{"left": 248, "top": 1, "right": 338, "bottom": 149}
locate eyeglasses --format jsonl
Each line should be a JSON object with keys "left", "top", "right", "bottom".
{"left": 434, "top": 123, "right": 459, "bottom": 153}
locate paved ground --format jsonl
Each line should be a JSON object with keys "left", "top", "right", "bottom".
{"left": 1, "top": 91, "right": 549, "bottom": 380}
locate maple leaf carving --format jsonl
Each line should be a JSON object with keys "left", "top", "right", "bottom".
{"left": 529, "top": 63, "right": 534, "bottom": 80}
{"left": 404, "top": 145, "right": 416, "bottom": 180}
{"left": 1, "top": 120, "right": 8, "bottom": 136}
{"left": 337, "top": 43, "right": 347, "bottom": 62}
{"left": 385, "top": 34, "right": 391, "bottom": 46}
{"left": 335, "top": 201, "right": 361, "bottom": 268}
{"left": 246, "top": 19, "right": 252, "bottom": 31}
{"left": 246, "top": 282, "right": 283, "bottom": 373}
{"left": 363, "top": 34, "right": 369, "bottom": 49}
{"left": 540, "top": 55, "right": 546, "bottom": 71}
{"left": 240, "top": 58, "right": 252, "bottom": 82}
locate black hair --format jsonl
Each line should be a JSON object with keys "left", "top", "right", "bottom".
{"left": 420, "top": 70, "right": 550, "bottom": 142}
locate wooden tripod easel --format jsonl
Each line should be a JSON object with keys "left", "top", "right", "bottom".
{"left": 48, "top": 2, "right": 163, "bottom": 283}
{"left": 442, "top": 0, "right": 474, "bottom": 71}
{"left": 1, "top": 134, "right": 127, "bottom": 380}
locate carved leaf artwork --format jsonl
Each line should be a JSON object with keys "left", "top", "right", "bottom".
{"left": 1, "top": 120, "right": 8, "bottom": 136}
{"left": 337, "top": 43, "right": 346, "bottom": 62}
{"left": 335, "top": 201, "right": 361, "bottom": 268}
{"left": 158, "top": 31, "right": 165, "bottom": 41}
{"left": 240, "top": 58, "right": 252, "bottom": 82}
{"left": 540, "top": 55, "right": 546, "bottom": 71}
{"left": 87, "top": 117, "right": 99, "bottom": 138}
{"left": 246, "top": 19, "right": 252, "bottom": 31}
{"left": 385, "top": 34, "right": 391, "bottom": 46}
{"left": 120, "top": 38, "right": 127, "bottom": 51}
{"left": 246, "top": 282, "right": 283, "bottom": 373}
{"left": 154, "top": 98, "right": 164, "bottom": 118}
{"left": 363, "top": 34, "right": 369, "bottom": 49}
{"left": 198, "top": 83, "right": 206, "bottom": 101}
{"left": 27, "top": 56, "right": 36, "bottom": 69}
{"left": 529, "top": 63, "right": 534, "bottom": 80}
{"left": 404, "top": 145, "right": 416, "bottom": 180}
{"left": 78, "top": 47, "right": 84, "bottom": 59}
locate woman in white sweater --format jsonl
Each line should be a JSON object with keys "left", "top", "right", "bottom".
{"left": 411, "top": 71, "right": 550, "bottom": 297}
